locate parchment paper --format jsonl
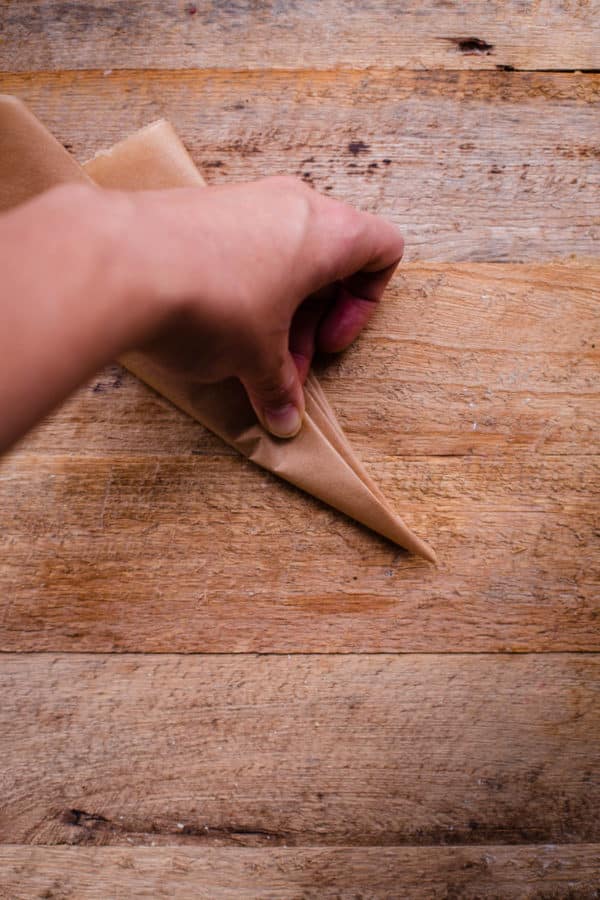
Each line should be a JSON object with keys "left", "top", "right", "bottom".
{"left": 0, "top": 96, "right": 436, "bottom": 562}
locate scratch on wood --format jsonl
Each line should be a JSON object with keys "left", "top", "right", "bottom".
{"left": 99, "top": 468, "right": 114, "bottom": 530}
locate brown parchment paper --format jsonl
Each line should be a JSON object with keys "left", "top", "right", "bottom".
{"left": 0, "top": 95, "right": 436, "bottom": 562}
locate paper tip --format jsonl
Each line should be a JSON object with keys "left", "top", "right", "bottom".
{"left": 421, "top": 546, "right": 439, "bottom": 566}
{"left": 410, "top": 538, "right": 438, "bottom": 566}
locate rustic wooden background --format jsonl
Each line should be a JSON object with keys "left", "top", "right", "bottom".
{"left": 1, "top": 2, "right": 599, "bottom": 897}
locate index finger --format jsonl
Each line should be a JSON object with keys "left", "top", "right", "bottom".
{"left": 306, "top": 195, "right": 404, "bottom": 352}
{"left": 316, "top": 261, "right": 400, "bottom": 354}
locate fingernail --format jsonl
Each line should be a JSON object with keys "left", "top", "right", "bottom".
{"left": 265, "top": 403, "right": 302, "bottom": 438}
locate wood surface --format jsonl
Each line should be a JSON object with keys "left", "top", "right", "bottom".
{"left": 1, "top": 654, "right": 599, "bottom": 846}
{"left": 2, "top": 0, "right": 599, "bottom": 72}
{"left": 2, "top": 263, "right": 598, "bottom": 653}
{"left": 2, "top": 844, "right": 600, "bottom": 899}
{"left": 0, "top": 844, "right": 600, "bottom": 900}
{"left": 1, "top": 70, "right": 599, "bottom": 262}
{"left": 1, "top": 2, "right": 599, "bottom": 896}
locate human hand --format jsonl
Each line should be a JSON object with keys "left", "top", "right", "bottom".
{"left": 113, "top": 176, "right": 404, "bottom": 437}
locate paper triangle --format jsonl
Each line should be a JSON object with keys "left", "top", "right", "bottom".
{"left": 0, "top": 95, "right": 436, "bottom": 562}
{"left": 0, "top": 95, "right": 86, "bottom": 209}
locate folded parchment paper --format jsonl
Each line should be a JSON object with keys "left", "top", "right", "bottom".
{"left": 0, "top": 95, "right": 436, "bottom": 562}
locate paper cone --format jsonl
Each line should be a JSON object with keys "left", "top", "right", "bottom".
{"left": 0, "top": 95, "right": 436, "bottom": 562}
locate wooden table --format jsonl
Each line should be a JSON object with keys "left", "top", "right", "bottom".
{"left": 1, "top": 3, "right": 599, "bottom": 896}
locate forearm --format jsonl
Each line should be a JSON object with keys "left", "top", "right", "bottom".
{"left": 0, "top": 185, "right": 160, "bottom": 452}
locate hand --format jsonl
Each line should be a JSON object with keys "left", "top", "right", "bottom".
{"left": 0, "top": 177, "right": 404, "bottom": 452}
{"left": 118, "top": 176, "right": 404, "bottom": 437}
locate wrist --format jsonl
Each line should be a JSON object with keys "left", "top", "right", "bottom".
{"left": 0, "top": 182, "right": 168, "bottom": 450}
{"left": 49, "top": 183, "right": 167, "bottom": 355}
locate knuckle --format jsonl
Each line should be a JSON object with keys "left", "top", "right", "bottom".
{"left": 257, "top": 381, "right": 294, "bottom": 408}
{"left": 252, "top": 363, "right": 296, "bottom": 408}
{"left": 314, "top": 198, "right": 365, "bottom": 261}
{"left": 330, "top": 200, "right": 365, "bottom": 242}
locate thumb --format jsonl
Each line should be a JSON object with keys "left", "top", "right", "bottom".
{"left": 241, "top": 345, "right": 305, "bottom": 439}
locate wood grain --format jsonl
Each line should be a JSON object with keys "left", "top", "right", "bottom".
{"left": 1, "top": 263, "right": 597, "bottom": 653}
{"left": 2, "top": 844, "right": 600, "bottom": 899}
{"left": 2, "top": 70, "right": 598, "bottom": 262}
{"left": 1, "top": 0, "right": 598, "bottom": 72}
{"left": 1, "top": 654, "right": 599, "bottom": 847}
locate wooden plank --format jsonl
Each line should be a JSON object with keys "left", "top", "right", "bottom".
{"left": 1, "top": 451, "right": 598, "bottom": 652}
{"left": 1, "top": 70, "right": 599, "bottom": 262}
{"left": 1, "top": 654, "right": 599, "bottom": 847}
{"left": 1, "top": 263, "right": 598, "bottom": 653}
{"left": 14, "top": 262, "right": 600, "bottom": 458}
{"left": 2, "top": 844, "right": 600, "bottom": 899}
{"left": 1, "top": 1, "right": 598, "bottom": 72}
